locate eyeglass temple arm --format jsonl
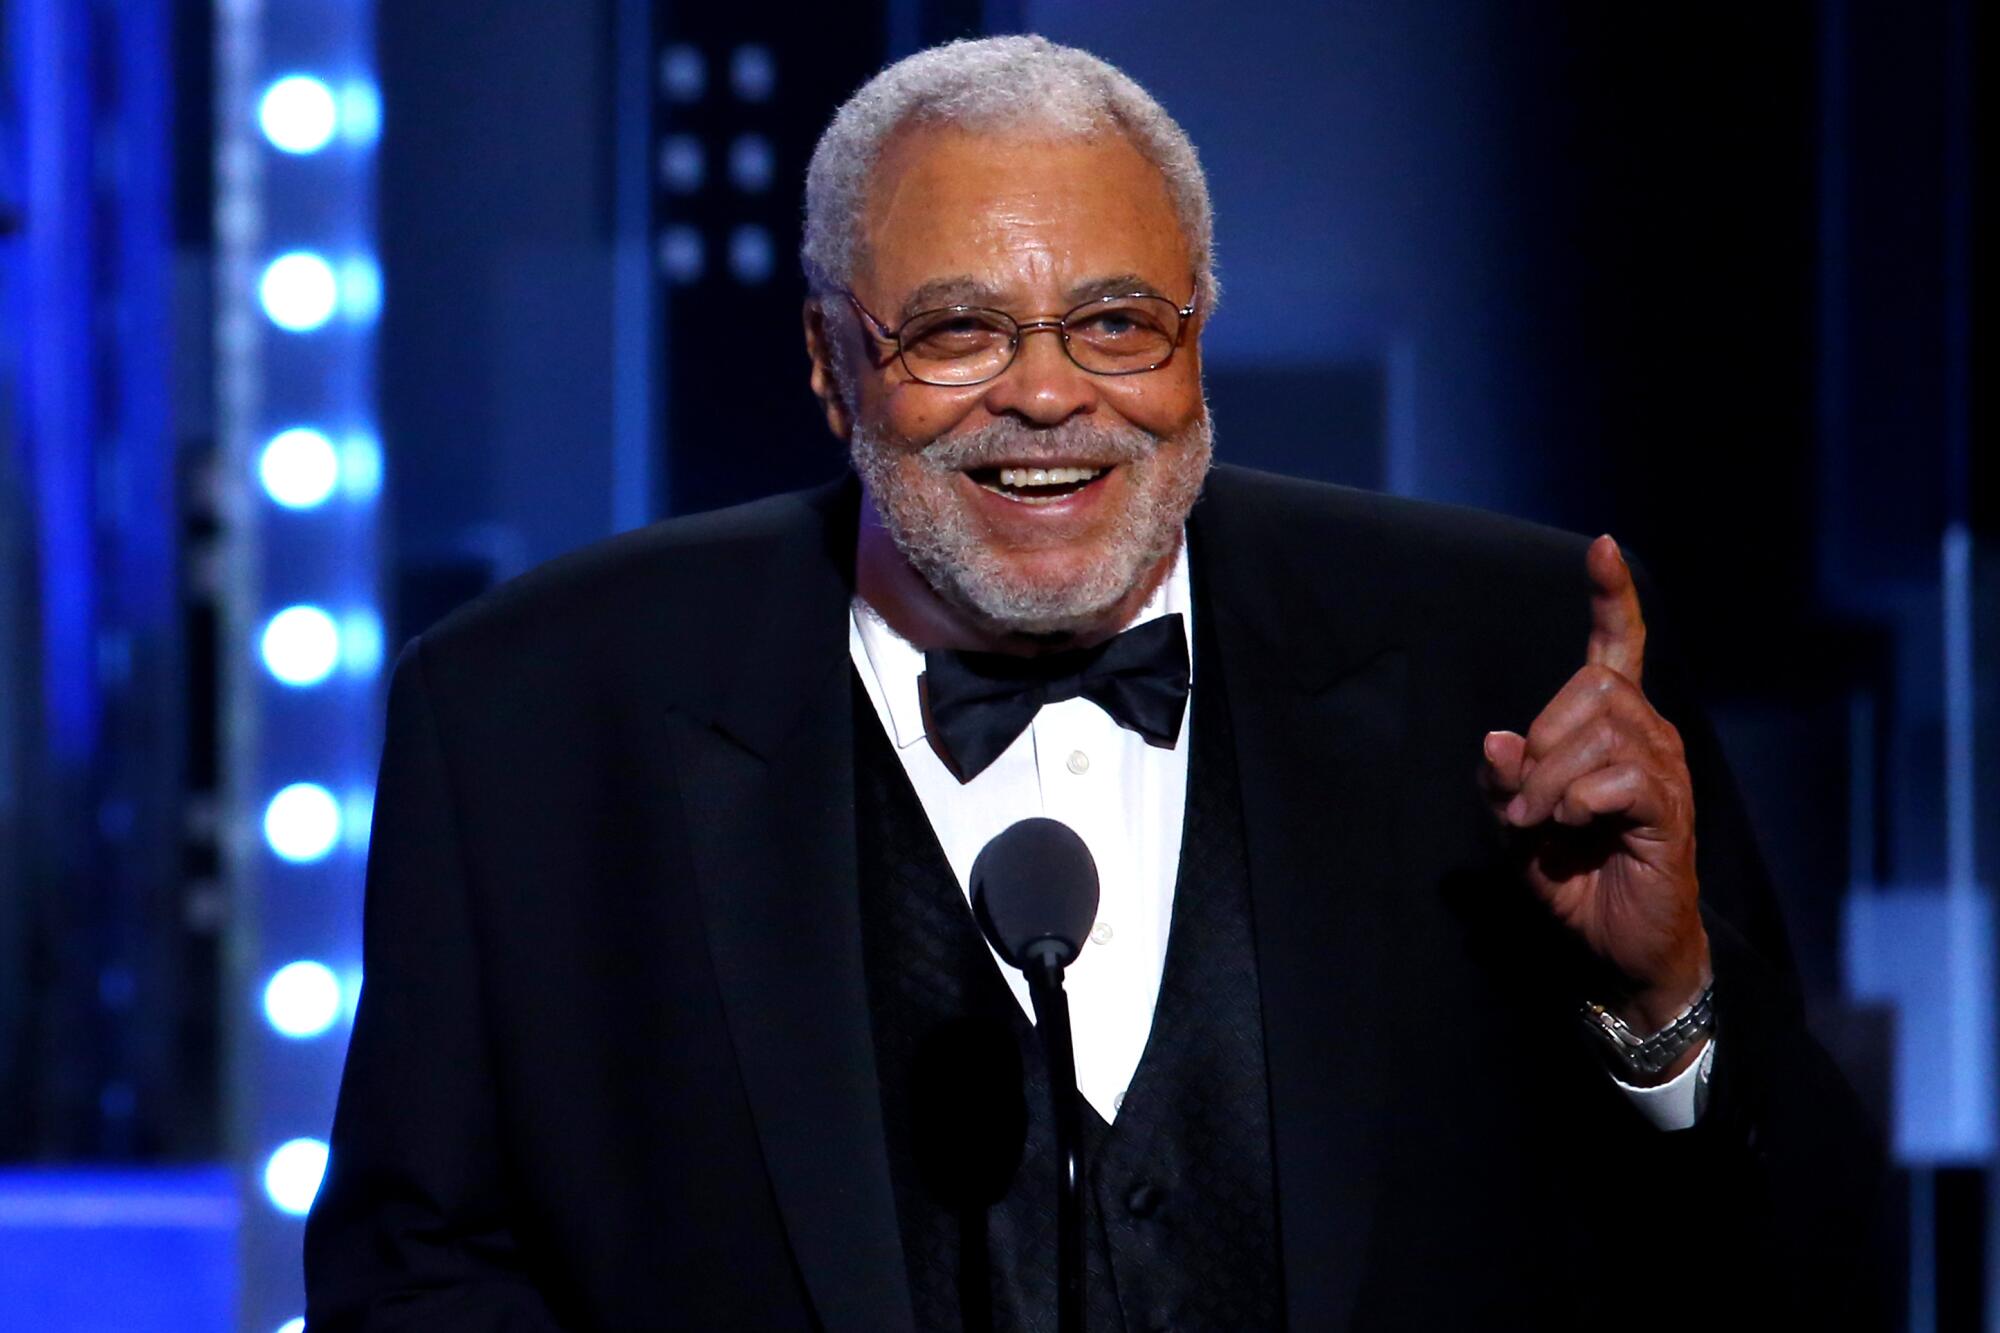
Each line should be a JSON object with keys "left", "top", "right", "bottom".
{"left": 1171, "top": 276, "right": 1203, "bottom": 344}
{"left": 840, "top": 289, "right": 899, "bottom": 343}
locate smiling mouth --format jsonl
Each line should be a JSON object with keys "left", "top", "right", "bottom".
{"left": 967, "top": 464, "right": 1111, "bottom": 504}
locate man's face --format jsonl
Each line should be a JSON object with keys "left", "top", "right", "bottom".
{"left": 819, "top": 126, "right": 1211, "bottom": 635}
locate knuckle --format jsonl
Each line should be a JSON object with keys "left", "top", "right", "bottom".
{"left": 1606, "top": 673, "right": 1647, "bottom": 709}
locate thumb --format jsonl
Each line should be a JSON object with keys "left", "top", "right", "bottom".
{"left": 1482, "top": 729, "right": 1527, "bottom": 794}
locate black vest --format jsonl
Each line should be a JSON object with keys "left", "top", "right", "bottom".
{"left": 854, "top": 621, "right": 1284, "bottom": 1333}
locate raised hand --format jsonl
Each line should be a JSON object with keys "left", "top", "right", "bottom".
{"left": 1480, "top": 536, "right": 1710, "bottom": 1049}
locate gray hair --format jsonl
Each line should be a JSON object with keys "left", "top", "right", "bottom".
{"left": 802, "top": 35, "right": 1218, "bottom": 314}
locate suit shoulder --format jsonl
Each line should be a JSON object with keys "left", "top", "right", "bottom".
{"left": 411, "top": 476, "right": 849, "bottom": 694}
{"left": 1199, "top": 464, "right": 1594, "bottom": 588}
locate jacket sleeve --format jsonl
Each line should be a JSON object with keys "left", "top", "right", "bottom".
{"left": 1622, "top": 562, "right": 1894, "bottom": 1329}
{"left": 303, "top": 638, "right": 568, "bottom": 1331}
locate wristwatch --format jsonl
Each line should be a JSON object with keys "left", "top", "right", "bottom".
{"left": 1580, "top": 980, "right": 1716, "bottom": 1081}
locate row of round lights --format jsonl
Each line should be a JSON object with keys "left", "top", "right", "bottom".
{"left": 658, "top": 42, "right": 775, "bottom": 104}
{"left": 654, "top": 43, "right": 780, "bottom": 287}
{"left": 658, "top": 132, "right": 775, "bottom": 194}
{"left": 250, "top": 70, "right": 379, "bottom": 1245}
{"left": 657, "top": 222, "right": 775, "bottom": 286}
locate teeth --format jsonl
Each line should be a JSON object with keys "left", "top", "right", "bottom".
{"left": 996, "top": 465, "right": 1104, "bottom": 487}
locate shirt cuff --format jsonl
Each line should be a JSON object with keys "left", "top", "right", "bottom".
{"left": 1610, "top": 1036, "right": 1716, "bottom": 1131}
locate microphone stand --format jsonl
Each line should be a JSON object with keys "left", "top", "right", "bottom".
{"left": 1025, "top": 946, "right": 1084, "bottom": 1333}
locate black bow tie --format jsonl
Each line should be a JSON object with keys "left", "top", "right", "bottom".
{"left": 921, "top": 615, "right": 1191, "bottom": 782}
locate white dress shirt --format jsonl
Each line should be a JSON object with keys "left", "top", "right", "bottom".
{"left": 848, "top": 537, "right": 1709, "bottom": 1130}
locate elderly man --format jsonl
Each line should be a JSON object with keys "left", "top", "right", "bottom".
{"left": 306, "top": 35, "right": 1883, "bottom": 1333}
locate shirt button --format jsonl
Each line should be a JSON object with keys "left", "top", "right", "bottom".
{"left": 1090, "top": 921, "right": 1114, "bottom": 946}
{"left": 1066, "top": 749, "right": 1090, "bottom": 774}
{"left": 1113, "top": 1090, "right": 1126, "bottom": 1112}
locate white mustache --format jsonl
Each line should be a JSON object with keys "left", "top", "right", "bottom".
{"left": 917, "top": 419, "right": 1159, "bottom": 473}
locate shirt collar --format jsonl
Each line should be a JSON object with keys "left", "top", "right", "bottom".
{"left": 851, "top": 537, "right": 1193, "bottom": 752}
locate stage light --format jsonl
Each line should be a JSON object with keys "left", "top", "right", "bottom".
{"left": 263, "top": 783, "right": 342, "bottom": 863}
{"left": 339, "top": 82, "right": 381, "bottom": 146}
{"left": 342, "top": 788, "right": 375, "bottom": 854}
{"left": 728, "top": 135, "right": 773, "bottom": 194}
{"left": 730, "top": 45, "right": 775, "bottom": 102}
{"left": 263, "top": 961, "right": 342, "bottom": 1039}
{"left": 660, "top": 135, "right": 704, "bottom": 193}
{"left": 341, "top": 611, "right": 384, "bottom": 677}
{"left": 729, "top": 225, "right": 773, "bottom": 285}
{"left": 259, "top": 76, "right": 338, "bottom": 155}
{"left": 340, "top": 434, "right": 383, "bottom": 501}
{"left": 263, "top": 1138, "right": 329, "bottom": 1216}
{"left": 339, "top": 256, "right": 382, "bottom": 323}
{"left": 224, "top": 4, "right": 382, "bottom": 1326}
{"left": 258, "top": 428, "right": 340, "bottom": 509}
{"left": 259, "top": 252, "right": 338, "bottom": 332}
{"left": 659, "top": 44, "right": 705, "bottom": 102}
{"left": 277, "top": 1320, "right": 306, "bottom": 1333}
{"left": 261, "top": 606, "right": 341, "bottom": 686}
{"left": 657, "top": 226, "right": 704, "bottom": 285}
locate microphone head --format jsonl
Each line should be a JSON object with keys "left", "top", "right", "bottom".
{"left": 970, "top": 818, "right": 1100, "bottom": 972}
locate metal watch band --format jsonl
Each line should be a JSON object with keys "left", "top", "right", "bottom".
{"left": 1580, "top": 980, "right": 1716, "bottom": 1080}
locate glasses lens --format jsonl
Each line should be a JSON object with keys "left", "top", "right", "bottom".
{"left": 900, "top": 307, "right": 1016, "bottom": 384}
{"left": 1065, "top": 297, "right": 1179, "bottom": 373}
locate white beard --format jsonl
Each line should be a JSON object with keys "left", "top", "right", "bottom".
{"left": 848, "top": 409, "right": 1213, "bottom": 636}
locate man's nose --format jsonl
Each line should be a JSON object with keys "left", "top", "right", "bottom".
{"left": 978, "top": 322, "right": 1097, "bottom": 425}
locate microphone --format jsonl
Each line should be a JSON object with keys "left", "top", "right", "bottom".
{"left": 971, "top": 818, "right": 1098, "bottom": 1333}
{"left": 971, "top": 817, "right": 1100, "bottom": 975}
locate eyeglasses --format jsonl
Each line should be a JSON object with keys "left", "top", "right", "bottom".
{"left": 842, "top": 283, "right": 1200, "bottom": 387}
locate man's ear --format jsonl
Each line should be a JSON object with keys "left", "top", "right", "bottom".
{"left": 802, "top": 297, "right": 855, "bottom": 443}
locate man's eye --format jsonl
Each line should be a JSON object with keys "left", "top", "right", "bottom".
{"left": 1080, "top": 313, "right": 1138, "bottom": 336}
{"left": 928, "top": 316, "right": 996, "bottom": 338}
{"left": 1073, "top": 308, "right": 1166, "bottom": 341}
{"left": 909, "top": 316, "right": 1008, "bottom": 357}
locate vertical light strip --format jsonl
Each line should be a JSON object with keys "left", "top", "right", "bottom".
{"left": 1945, "top": 524, "right": 1975, "bottom": 893}
{"left": 19, "top": 0, "right": 99, "bottom": 767}
{"left": 613, "top": 0, "right": 659, "bottom": 528}
{"left": 217, "top": 0, "right": 380, "bottom": 1327}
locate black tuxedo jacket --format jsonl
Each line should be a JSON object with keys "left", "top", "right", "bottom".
{"left": 305, "top": 466, "right": 1885, "bottom": 1331}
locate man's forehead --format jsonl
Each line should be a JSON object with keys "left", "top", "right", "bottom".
{"left": 858, "top": 125, "right": 1192, "bottom": 311}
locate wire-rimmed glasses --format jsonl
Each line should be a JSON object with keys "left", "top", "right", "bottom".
{"left": 842, "top": 284, "right": 1200, "bottom": 387}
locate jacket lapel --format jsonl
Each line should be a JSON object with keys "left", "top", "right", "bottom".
{"left": 1192, "top": 471, "right": 1408, "bottom": 1330}
{"left": 655, "top": 481, "right": 916, "bottom": 1333}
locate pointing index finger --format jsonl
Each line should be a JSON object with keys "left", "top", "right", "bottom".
{"left": 1586, "top": 534, "right": 1646, "bottom": 686}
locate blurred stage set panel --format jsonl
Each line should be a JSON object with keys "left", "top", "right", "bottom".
{"left": 0, "top": 0, "right": 1991, "bottom": 1328}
